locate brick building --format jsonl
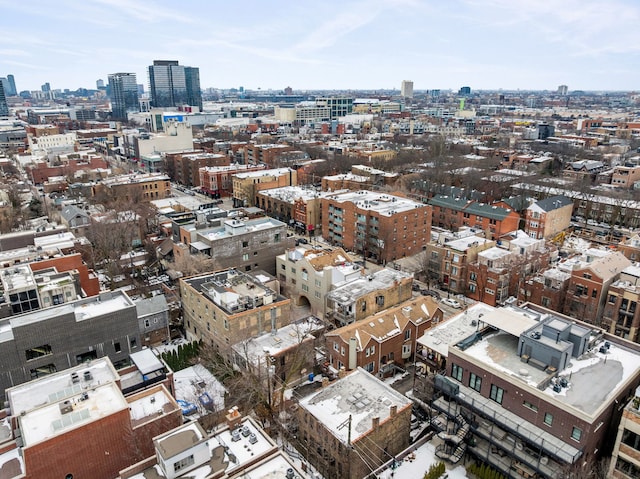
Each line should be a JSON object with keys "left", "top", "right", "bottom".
{"left": 425, "top": 233, "right": 493, "bottom": 295}
{"left": 321, "top": 173, "right": 370, "bottom": 192}
{"left": 232, "top": 168, "right": 297, "bottom": 208}
{"left": 602, "top": 264, "right": 640, "bottom": 343}
{"left": 95, "top": 172, "right": 171, "bottom": 202}
{"left": 562, "top": 249, "right": 630, "bottom": 325}
{"left": 609, "top": 394, "right": 640, "bottom": 478}
{"left": 256, "top": 185, "right": 326, "bottom": 234}
{"left": 429, "top": 194, "right": 521, "bottom": 240}
{"left": 242, "top": 143, "right": 294, "bottom": 166}
{"left": 26, "top": 153, "right": 108, "bottom": 184}
{"left": 296, "top": 368, "right": 412, "bottom": 479}
{"left": 524, "top": 195, "right": 573, "bottom": 240}
{"left": 326, "top": 296, "right": 442, "bottom": 376}
{"left": 199, "top": 163, "right": 266, "bottom": 198}
{"left": 321, "top": 190, "right": 432, "bottom": 264}
{"left": 164, "top": 150, "right": 230, "bottom": 187}
{"left": 326, "top": 268, "right": 413, "bottom": 327}
{"left": 185, "top": 216, "right": 292, "bottom": 276}
{"left": 430, "top": 303, "right": 640, "bottom": 478}
{"left": 2, "top": 357, "right": 181, "bottom": 479}
{"left": 179, "top": 269, "right": 292, "bottom": 356}
{"left": 519, "top": 267, "right": 571, "bottom": 312}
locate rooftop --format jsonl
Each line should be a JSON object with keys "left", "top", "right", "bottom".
{"left": 324, "top": 190, "right": 427, "bottom": 216}
{"left": 257, "top": 185, "right": 326, "bottom": 203}
{"left": 327, "top": 267, "right": 411, "bottom": 305}
{"left": 418, "top": 303, "right": 495, "bottom": 357}
{"left": 233, "top": 167, "right": 294, "bottom": 179}
{"left": 299, "top": 368, "right": 411, "bottom": 444}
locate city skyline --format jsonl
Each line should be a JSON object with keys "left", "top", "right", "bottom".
{"left": 1, "top": 0, "right": 639, "bottom": 92}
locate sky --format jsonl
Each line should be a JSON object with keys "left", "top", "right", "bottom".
{"left": 1, "top": 0, "right": 639, "bottom": 93}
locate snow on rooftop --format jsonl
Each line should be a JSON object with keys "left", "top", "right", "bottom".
{"left": 19, "top": 382, "right": 128, "bottom": 447}
{"left": 299, "top": 368, "right": 411, "bottom": 444}
{"left": 0, "top": 447, "right": 23, "bottom": 478}
{"left": 173, "top": 364, "right": 227, "bottom": 413}
{"left": 129, "top": 389, "right": 173, "bottom": 422}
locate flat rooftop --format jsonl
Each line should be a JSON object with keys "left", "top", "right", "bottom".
{"left": 300, "top": 368, "right": 411, "bottom": 444}
{"left": 7, "top": 358, "right": 119, "bottom": 414}
{"left": 325, "top": 190, "right": 426, "bottom": 216}
{"left": 19, "top": 382, "right": 128, "bottom": 446}
{"left": 327, "top": 267, "right": 411, "bottom": 304}
{"left": 460, "top": 327, "right": 640, "bottom": 417}
{"left": 258, "top": 185, "right": 327, "bottom": 202}
{"left": 232, "top": 316, "right": 323, "bottom": 361}
{"left": 418, "top": 303, "right": 495, "bottom": 357}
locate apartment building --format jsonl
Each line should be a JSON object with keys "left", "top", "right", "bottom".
{"left": 602, "top": 264, "right": 640, "bottom": 343}
{"left": 430, "top": 303, "right": 640, "bottom": 478}
{"left": 520, "top": 267, "right": 571, "bottom": 313}
{"left": 1, "top": 357, "right": 181, "bottom": 479}
{"left": 524, "top": 195, "right": 573, "bottom": 240}
{"left": 562, "top": 249, "right": 631, "bottom": 325}
{"left": 609, "top": 394, "right": 640, "bottom": 478}
{"left": 321, "top": 173, "right": 370, "bottom": 192}
{"left": 611, "top": 164, "right": 640, "bottom": 189}
{"left": 180, "top": 269, "right": 292, "bottom": 355}
{"left": 95, "top": 172, "right": 171, "bottom": 202}
{"left": 322, "top": 190, "right": 432, "bottom": 264}
{"left": 429, "top": 195, "right": 521, "bottom": 240}
{"left": 242, "top": 143, "right": 294, "bottom": 166}
{"left": 256, "top": 185, "right": 325, "bottom": 234}
{"left": 296, "top": 368, "right": 411, "bottom": 479}
{"left": 425, "top": 234, "right": 494, "bottom": 295}
{"left": 467, "top": 231, "right": 551, "bottom": 306}
{"left": 0, "top": 290, "right": 142, "bottom": 400}
{"left": 199, "top": 163, "right": 266, "bottom": 198}
{"left": 326, "top": 296, "right": 442, "bottom": 376}
{"left": 326, "top": 268, "right": 413, "bottom": 327}
{"left": 276, "top": 246, "right": 360, "bottom": 317}
{"left": 186, "top": 217, "right": 292, "bottom": 275}
{"left": 164, "top": 150, "right": 229, "bottom": 187}
{"left": 232, "top": 168, "right": 297, "bottom": 208}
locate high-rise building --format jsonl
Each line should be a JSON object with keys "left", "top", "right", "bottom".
{"left": 7, "top": 74, "right": 16, "bottom": 96}
{"left": 148, "top": 60, "right": 202, "bottom": 111}
{"left": 459, "top": 85, "right": 471, "bottom": 95}
{"left": 108, "top": 72, "right": 139, "bottom": 120}
{"left": 0, "top": 80, "right": 8, "bottom": 117}
{"left": 557, "top": 84, "right": 569, "bottom": 95}
{"left": 401, "top": 80, "right": 414, "bottom": 98}
{"left": 96, "top": 78, "right": 105, "bottom": 89}
{"left": 41, "top": 82, "right": 51, "bottom": 92}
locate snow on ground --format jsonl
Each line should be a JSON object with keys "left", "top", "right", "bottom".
{"left": 377, "top": 441, "right": 469, "bottom": 479}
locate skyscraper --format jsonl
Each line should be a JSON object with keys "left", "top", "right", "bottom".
{"left": 401, "top": 80, "right": 414, "bottom": 99}
{"left": 0, "top": 81, "right": 9, "bottom": 117}
{"left": 148, "top": 60, "right": 202, "bottom": 111}
{"left": 108, "top": 73, "right": 139, "bottom": 120}
{"left": 7, "top": 75, "right": 16, "bottom": 96}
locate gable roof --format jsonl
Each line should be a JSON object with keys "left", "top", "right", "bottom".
{"left": 60, "top": 204, "right": 90, "bottom": 222}
{"left": 326, "top": 297, "right": 441, "bottom": 350}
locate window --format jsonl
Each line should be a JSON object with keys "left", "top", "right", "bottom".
{"left": 114, "top": 342, "right": 121, "bottom": 353}
{"left": 376, "top": 295, "right": 385, "bottom": 306}
{"left": 451, "top": 363, "right": 463, "bottom": 382}
{"left": 592, "top": 289, "right": 597, "bottom": 298}
{"left": 340, "top": 347, "right": 345, "bottom": 356}
{"left": 361, "top": 301, "right": 367, "bottom": 312}
{"left": 30, "top": 363, "right": 57, "bottom": 379}
{"left": 302, "top": 284, "right": 309, "bottom": 292}
{"left": 523, "top": 400, "right": 538, "bottom": 412}
{"left": 366, "top": 362, "right": 374, "bottom": 372}
{"left": 543, "top": 412, "right": 553, "bottom": 426}
{"left": 274, "top": 233, "right": 280, "bottom": 242}
{"left": 622, "top": 428, "right": 640, "bottom": 450}
{"left": 469, "top": 373, "right": 482, "bottom": 392}
{"left": 144, "top": 319, "right": 150, "bottom": 328}
{"left": 489, "top": 384, "right": 504, "bottom": 404}
{"left": 470, "top": 272, "right": 477, "bottom": 281}
{"left": 315, "top": 291, "right": 321, "bottom": 299}
{"left": 402, "top": 344, "right": 411, "bottom": 356}
{"left": 174, "top": 455, "right": 195, "bottom": 472}
{"left": 242, "top": 241, "right": 249, "bottom": 248}
{"left": 26, "top": 344, "right": 53, "bottom": 361}
{"left": 242, "top": 253, "right": 249, "bottom": 261}
{"left": 616, "top": 457, "right": 640, "bottom": 477}
{"left": 224, "top": 319, "right": 229, "bottom": 330}
{"left": 571, "top": 426, "right": 582, "bottom": 442}
{"left": 315, "top": 279, "right": 322, "bottom": 287}
{"left": 541, "top": 297, "right": 551, "bottom": 308}
{"left": 404, "top": 330, "right": 411, "bottom": 340}
{"left": 302, "top": 269, "right": 308, "bottom": 280}
{"left": 334, "top": 342, "right": 339, "bottom": 351}
{"left": 130, "top": 338, "right": 137, "bottom": 349}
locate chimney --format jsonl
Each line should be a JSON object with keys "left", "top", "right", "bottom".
{"left": 371, "top": 417, "right": 380, "bottom": 429}
{"left": 390, "top": 405, "right": 397, "bottom": 416}
{"left": 225, "top": 406, "right": 242, "bottom": 429}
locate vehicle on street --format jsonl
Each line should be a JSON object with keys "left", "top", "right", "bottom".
{"left": 441, "top": 298, "right": 462, "bottom": 308}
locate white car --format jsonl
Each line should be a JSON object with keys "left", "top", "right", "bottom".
{"left": 441, "top": 298, "right": 462, "bottom": 309}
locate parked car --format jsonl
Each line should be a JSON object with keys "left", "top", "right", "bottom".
{"left": 298, "top": 238, "right": 308, "bottom": 244}
{"left": 440, "top": 298, "right": 462, "bottom": 309}
{"left": 412, "top": 283, "right": 421, "bottom": 292}
{"left": 421, "top": 289, "right": 441, "bottom": 299}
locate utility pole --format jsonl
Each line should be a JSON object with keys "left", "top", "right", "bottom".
{"left": 337, "top": 414, "right": 352, "bottom": 446}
